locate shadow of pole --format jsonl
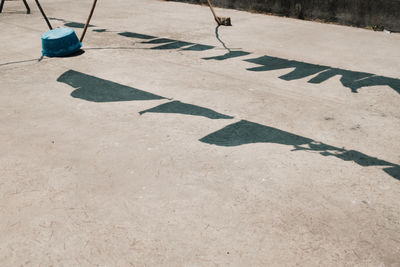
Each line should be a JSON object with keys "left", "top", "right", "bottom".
{"left": 202, "top": 26, "right": 251, "bottom": 60}
{"left": 215, "top": 25, "right": 230, "bottom": 53}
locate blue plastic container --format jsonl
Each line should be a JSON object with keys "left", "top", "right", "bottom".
{"left": 41, "top": 28, "right": 82, "bottom": 57}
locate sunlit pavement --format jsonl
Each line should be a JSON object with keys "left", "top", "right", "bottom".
{"left": 1, "top": 0, "right": 400, "bottom": 265}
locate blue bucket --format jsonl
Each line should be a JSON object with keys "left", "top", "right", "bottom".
{"left": 41, "top": 28, "right": 82, "bottom": 57}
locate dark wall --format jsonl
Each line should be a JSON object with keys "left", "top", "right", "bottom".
{"left": 166, "top": 0, "right": 400, "bottom": 31}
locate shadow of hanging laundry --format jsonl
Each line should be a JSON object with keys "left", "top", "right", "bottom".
{"left": 49, "top": 18, "right": 95, "bottom": 29}
{"left": 384, "top": 166, "right": 400, "bottom": 180}
{"left": 352, "top": 75, "right": 400, "bottom": 94}
{"left": 308, "top": 68, "right": 374, "bottom": 93}
{"left": 93, "top": 29, "right": 107, "bottom": 33}
{"left": 203, "top": 51, "right": 251, "bottom": 61}
{"left": 200, "top": 120, "right": 313, "bottom": 147}
{"left": 319, "top": 149, "right": 396, "bottom": 167}
{"left": 64, "top": 22, "right": 95, "bottom": 28}
{"left": 246, "top": 55, "right": 400, "bottom": 95}
{"left": 200, "top": 120, "right": 400, "bottom": 180}
{"left": 151, "top": 41, "right": 193, "bottom": 50}
{"left": 246, "top": 56, "right": 329, "bottom": 80}
{"left": 57, "top": 70, "right": 166, "bottom": 102}
{"left": 182, "top": 44, "right": 215, "bottom": 51}
{"left": 142, "top": 38, "right": 177, "bottom": 44}
{"left": 308, "top": 68, "right": 372, "bottom": 84}
{"left": 118, "top": 31, "right": 216, "bottom": 52}
{"left": 118, "top": 32, "right": 156, "bottom": 39}
{"left": 49, "top": 17, "right": 64, "bottom": 21}
{"left": 139, "top": 100, "right": 234, "bottom": 119}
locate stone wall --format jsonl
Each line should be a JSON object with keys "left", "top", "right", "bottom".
{"left": 166, "top": 0, "right": 400, "bottom": 31}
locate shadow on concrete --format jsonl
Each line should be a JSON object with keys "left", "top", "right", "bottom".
{"left": 182, "top": 44, "right": 215, "bottom": 51}
{"left": 118, "top": 31, "right": 215, "bottom": 52}
{"left": 55, "top": 70, "right": 399, "bottom": 180}
{"left": 92, "top": 29, "right": 107, "bottom": 33}
{"left": 0, "top": 10, "right": 27, "bottom": 14}
{"left": 0, "top": 57, "right": 45, "bottom": 67}
{"left": 203, "top": 25, "right": 251, "bottom": 60}
{"left": 49, "top": 17, "right": 94, "bottom": 28}
{"left": 246, "top": 55, "right": 400, "bottom": 95}
{"left": 57, "top": 49, "right": 86, "bottom": 58}
{"left": 84, "top": 47, "right": 144, "bottom": 51}
{"left": 142, "top": 38, "right": 177, "bottom": 44}
{"left": 108, "top": 30, "right": 400, "bottom": 94}
{"left": 151, "top": 41, "right": 194, "bottom": 50}
{"left": 200, "top": 120, "right": 400, "bottom": 180}
{"left": 139, "top": 100, "right": 233, "bottom": 119}
{"left": 215, "top": 26, "right": 229, "bottom": 51}
{"left": 203, "top": 50, "right": 251, "bottom": 61}
{"left": 64, "top": 22, "right": 94, "bottom": 29}
{"left": 57, "top": 70, "right": 231, "bottom": 120}
{"left": 117, "top": 29, "right": 249, "bottom": 58}
{"left": 118, "top": 32, "right": 156, "bottom": 39}
{"left": 57, "top": 70, "right": 166, "bottom": 102}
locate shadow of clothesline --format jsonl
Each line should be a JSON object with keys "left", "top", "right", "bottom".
{"left": 245, "top": 55, "right": 400, "bottom": 95}
{"left": 57, "top": 70, "right": 232, "bottom": 120}
{"left": 57, "top": 70, "right": 166, "bottom": 102}
{"left": 200, "top": 120, "right": 400, "bottom": 180}
{"left": 139, "top": 100, "right": 233, "bottom": 119}
{"left": 49, "top": 17, "right": 95, "bottom": 28}
{"left": 115, "top": 29, "right": 400, "bottom": 95}
{"left": 56, "top": 69, "right": 399, "bottom": 181}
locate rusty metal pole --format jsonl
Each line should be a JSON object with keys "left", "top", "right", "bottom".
{"left": 206, "top": 0, "right": 222, "bottom": 25}
{"left": 80, "top": 0, "right": 98, "bottom": 42}
{"left": 206, "top": 0, "right": 231, "bottom": 26}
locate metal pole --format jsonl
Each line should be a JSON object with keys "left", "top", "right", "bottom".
{"left": 34, "top": 0, "right": 52, "bottom": 30}
{"left": 22, "top": 0, "right": 30, "bottom": 14}
{"left": 0, "top": 0, "right": 5, "bottom": 13}
{"left": 80, "top": 0, "right": 98, "bottom": 42}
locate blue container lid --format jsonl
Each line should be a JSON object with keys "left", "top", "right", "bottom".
{"left": 41, "top": 28, "right": 82, "bottom": 57}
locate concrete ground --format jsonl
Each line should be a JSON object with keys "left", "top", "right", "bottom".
{"left": 1, "top": 0, "right": 400, "bottom": 265}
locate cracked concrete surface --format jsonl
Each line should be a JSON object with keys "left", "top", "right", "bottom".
{"left": 0, "top": 0, "right": 400, "bottom": 265}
